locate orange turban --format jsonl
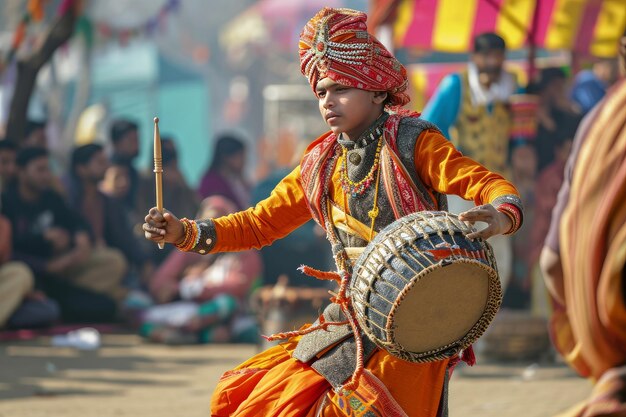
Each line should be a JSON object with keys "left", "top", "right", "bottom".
{"left": 299, "top": 8, "right": 410, "bottom": 107}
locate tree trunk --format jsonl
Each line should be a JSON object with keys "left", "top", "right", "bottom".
{"left": 5, "top": 7, "right": 77, "bottom": 143}
{"left": 62, "top": 36, "right": 92, "bottom": 151}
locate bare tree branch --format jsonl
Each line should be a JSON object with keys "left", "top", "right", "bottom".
{"left": 6, "top": 7, "right": 78, "bottom": 143}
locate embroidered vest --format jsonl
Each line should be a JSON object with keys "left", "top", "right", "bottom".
{"left": 450, "top": 71, "right": 512, "bottom": 177}
{"left": 300, "top": 114, "right": 445, "bottom": 236}
{"left": 295, "top": 114, "right": 448, "bottom": 390}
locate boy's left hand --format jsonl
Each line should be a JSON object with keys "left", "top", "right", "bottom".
{"left": 458, "top": 204, "right": 513, "bottom": 240}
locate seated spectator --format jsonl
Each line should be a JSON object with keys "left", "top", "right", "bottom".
{"left": 22, "top": 120, "right": 47, "bottom": 149}
{"left": 141, "top": 196, "right": 262, "bottom": 344}
{"left": 100, "top": 157, "right": 131, "bottom": 201}
{"left": 505, "top": 140, "right": 538, "bottom": 308}
{"left": 531, "top": 117, "right": 579, "bottom": 265}
{"left": 0, "top": 214, "right": 59, "bottom": 330}
{"left": 1, "top": 147, "right": 127, "bottom": 322}
{"left": 198, "top": 133, "right": 250, "bottom": 210}
{"left": 136, "top": 136, "right": 200, "bottom": 265}
{"left": 0, "top": 140, "right": 18, "bottom": 190}
{"left": 570, "top": 58, "right": 618, "bottom": 115}
{"left": 109, "top": 119, "right": 140, "bottom": 210}
{"left": 67, "top": 144, "right": 154, "bottom": 290}
{"left": 534, "top": 67, "right": 582, "bottom": 171}
{"left": 250, "top": 151, "right": 333, "bottom": 287}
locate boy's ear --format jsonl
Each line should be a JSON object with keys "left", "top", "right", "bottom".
{"left": 372, "top": 91, "right": 388, "bottom": 104}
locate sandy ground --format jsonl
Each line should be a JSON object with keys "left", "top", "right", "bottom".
{"left": 0, "top": 333, "right": 591, "bottom": 417}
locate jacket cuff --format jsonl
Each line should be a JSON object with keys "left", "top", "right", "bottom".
{"left": 491, "top": 195, "right": 524, "bottom": 235}
{"left": 183, "top": 218, "right": 217, "bottom": 254}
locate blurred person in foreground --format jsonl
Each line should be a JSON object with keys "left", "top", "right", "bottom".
{"left": 421, "top": 32, "right": 519, "bottom": 293}
{"left": 141, "top": 196, "right": 261, "bottom": 344}
{"left": 143, "top": 8, "right": 523, "bottom": 416}
{"left": 541, "top": 29, "right": 626, "bottom": 417}
{"left": 1, "top": 147, "right": 126, "bottom": 322}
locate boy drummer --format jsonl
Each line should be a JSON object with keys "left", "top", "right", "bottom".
{"left": 144, "top": 7, "right": 522, "bottom": 416}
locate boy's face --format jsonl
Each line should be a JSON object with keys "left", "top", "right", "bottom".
{"left": 315, "top": 78, "right": 386, "bottom": 141}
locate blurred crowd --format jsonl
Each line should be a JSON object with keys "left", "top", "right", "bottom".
{"left": 506, "top": 60, "right": 619, "bottom": 311}
{"left": 421, "top": 32, "right": 623, "bottom": 320}
{"left": 0, "top": 32, "right": 623, "bottom": 351}
{"left": 0, "top": 118, "right": 332, "bottom": 344}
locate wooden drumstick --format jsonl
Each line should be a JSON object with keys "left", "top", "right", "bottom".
{"left": 153, "top": 117, "right": 164, "bottom": 249}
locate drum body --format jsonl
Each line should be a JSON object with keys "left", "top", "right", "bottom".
{"left": 351, "top": 211, "right": 502, "bottom": 363}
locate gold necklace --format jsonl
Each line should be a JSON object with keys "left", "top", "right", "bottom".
{"left": 368, "top": 162, "right": 382, "bottom": 241}
{"left": 340, "top": 143, "right": 383, "bottom": 241}
{"left": 339, "top": 136, "right": 383, "bottom": 197}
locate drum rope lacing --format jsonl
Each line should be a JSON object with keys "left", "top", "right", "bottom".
{"left": 262, "top": 146, "right": 368, "bottom": 394}
{"left": 261, "top": 155, "right": 489, "bottom": 393}
{"left": 351, "top": 212, "right": 498, "bottom": 364}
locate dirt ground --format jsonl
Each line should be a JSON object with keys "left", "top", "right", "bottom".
{"left": 0, "top": 333, "right": 591, "bottom": 417}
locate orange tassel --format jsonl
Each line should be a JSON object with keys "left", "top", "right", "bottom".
{"left": 298, "top": 265, "right": 341, "bottom": 282}
{"left": 262, "top": 319, "right": 349, "bottom": 342}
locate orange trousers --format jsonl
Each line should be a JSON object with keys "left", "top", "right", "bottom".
{"left": 210, "top": 338, "right": 448, "bottom": 417}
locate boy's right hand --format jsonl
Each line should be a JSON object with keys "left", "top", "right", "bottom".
{"left": 143, "top": 208, "right": 185, "bottom": 246}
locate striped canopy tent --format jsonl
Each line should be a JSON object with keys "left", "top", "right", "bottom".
{"left": 370, "top": 0, "right": 626, "bottom": 58}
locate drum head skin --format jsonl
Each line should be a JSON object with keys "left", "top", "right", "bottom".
{"left": 391, "top": 261, "right": 490, "bottom": 353}
{"left": 351, "top": 211, "right": 502, "bottom": 363}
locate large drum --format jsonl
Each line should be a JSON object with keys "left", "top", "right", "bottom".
{"left": 350, "top": 211, "right": 502, "bottom": 363}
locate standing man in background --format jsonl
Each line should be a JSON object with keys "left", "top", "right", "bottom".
{"left": 422, "top": 32, "right": 518, "bottom": 291}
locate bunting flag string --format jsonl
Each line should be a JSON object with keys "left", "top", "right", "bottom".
{"left": 3, "top": 0, "right": 87, "bottom": 65}
{"left": 91, "top": 0, "right": 180, "bottom": 46}
{"left": 3, "top": 0, "right": 181, "bottom": 66}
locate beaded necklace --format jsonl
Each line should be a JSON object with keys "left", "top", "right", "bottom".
{"left": 339, "top": 135, "right": 383, "bottom": 197}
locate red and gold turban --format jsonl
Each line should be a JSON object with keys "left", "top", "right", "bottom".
{"left": 299, "top": 8, "right": 410, "bottom": 107}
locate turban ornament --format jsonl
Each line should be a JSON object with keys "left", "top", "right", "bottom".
{"left": 299, "top": 8, "right": 410, "bottom": 107}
